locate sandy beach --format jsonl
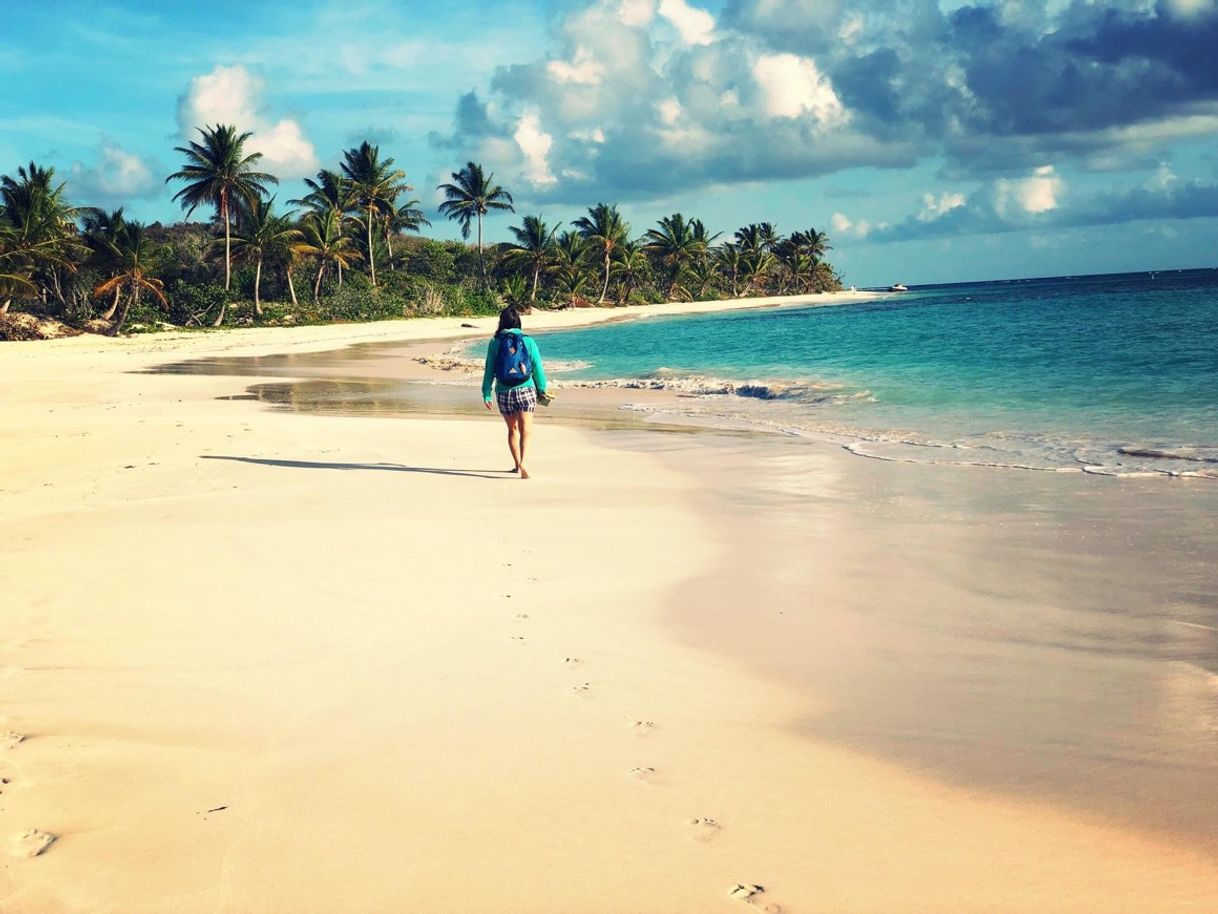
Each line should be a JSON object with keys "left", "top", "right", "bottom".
{"left": 4, "top": 297, "right": 1218, "bottom": 913}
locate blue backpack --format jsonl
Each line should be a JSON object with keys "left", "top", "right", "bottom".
{"left": 494, "top": 332, "right": 532, "bottom": 387}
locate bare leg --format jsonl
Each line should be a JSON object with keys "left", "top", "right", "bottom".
{"left": 518, "top": 410, "right": 534, "bottom": 479}
{"left": 502, "top": 413, "right": 522, "bottom": 472}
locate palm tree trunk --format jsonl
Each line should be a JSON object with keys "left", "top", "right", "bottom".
{"left": 222, "top": 194, "right": 232, "bottom": 292}
{"left": 599, "top": 251, "right": 610, "bottom": 303}
{"left": 109, "top": 283, "right": 136, "bottom": 337}
{"left": 100, "top": 286, "right": 120, "bottom": 321}
{"left": 314, "top": 263, "right": 324, "bottom": 303}
{"left": 338, "top": 260, "right": 343, "bottom": 289}
{"left": 286, "top": 265, "right": 299, "bottom": 307}
{"left": 367, "top": 209, "right": 377, "bottom": 287}
{"left": 0, "top": 299, "right": 9, "bottom": 314}
{"left": 530, "top": 266, "right": 539, "bottom": 302}
{"left": 385, "top": 230, "right": 394, "bottom": 270}
{"left": 253, "top": 256, "right": 263, "bottom": 317}
{"left": 477, "top": 213, "right": 485, "bottom": 288}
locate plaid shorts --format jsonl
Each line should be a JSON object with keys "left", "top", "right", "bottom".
{"left": 496, "top": 385, "right": 537, "bottom": 416}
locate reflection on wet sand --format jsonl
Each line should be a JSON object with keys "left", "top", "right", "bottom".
{"left": 161, "top": 337, "right": 1218, "bottom": 857}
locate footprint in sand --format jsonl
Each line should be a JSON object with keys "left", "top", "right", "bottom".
{"left": 628, "top": 766, "right": 656, "bottom": 781}
{"left": 728, "top": 884, "right": 782, "bottom": 913}
{"left": 631, "top": 720, "right": 658, "bottom": 735}
{"left": 10, "top": 830, "right": 56, "bottom": 858}
{"left": 568, "top": 682, "right": 591, "bottom": 694}
{"left": 515, "top": 614, "right": 529, "bottom": 621}
{"left": 688, "top": 817, "right": 721, "bottom": 841}
{"left": 563, "top": 657, "right": 581, "bottom": 666}
{"left": 509, "top": 636, "right": 527, "bottom": 645}
{"left": 2, "top": 732, "right": 26, "bottom": 750}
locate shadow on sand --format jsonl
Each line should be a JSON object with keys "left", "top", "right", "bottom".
{"left": 202, "top": 455, "right": 509, "bottom": 480}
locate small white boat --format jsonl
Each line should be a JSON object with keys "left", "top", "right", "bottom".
{"left": 888, "top": 283, "right": 908, "bottom": 292}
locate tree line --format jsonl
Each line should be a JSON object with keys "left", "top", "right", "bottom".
{"left": 0, "top": 124, "right": 841, "bottom": 336}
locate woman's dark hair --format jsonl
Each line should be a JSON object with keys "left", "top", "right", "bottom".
{"left": 496, "top": 306, "right": 522, "bottom": 336}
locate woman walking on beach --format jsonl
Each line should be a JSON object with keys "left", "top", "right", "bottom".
{"left": 483, "top": 306, "right": 548, "bottom": 479}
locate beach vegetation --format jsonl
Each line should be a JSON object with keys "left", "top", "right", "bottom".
{"left": 166, "top": 125, "right": 278, "bottom": 314}
{"left": 573, "top": 203, "right": 630, "bottom": 304}
{"left": 91, "top": 220, "right": 167, "bottom": 336}
{"left": 339, "top": 142, "right": 411, "bottom": 288}
{"left": 503, "top": 215, "right": 560, "bottom": 303}
{"left": 437, "top": 161, "right": 515, "bottom": 288}
{"left": 1, "top": 132, "right": 845, "bottom": 338}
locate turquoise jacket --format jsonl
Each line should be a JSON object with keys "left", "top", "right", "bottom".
{"left": 482, "top": 329, "right": 547, "bottom": 401}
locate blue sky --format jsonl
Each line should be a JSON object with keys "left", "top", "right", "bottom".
{"left": 3, "top": 0, "right": 1217, "bottom": 285}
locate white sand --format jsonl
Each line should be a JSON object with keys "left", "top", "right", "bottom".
{"left": 3, "top": 299, "right": 1218, "bottom": 913}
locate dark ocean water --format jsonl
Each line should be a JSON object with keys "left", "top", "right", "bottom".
{"left": 521, "top": 269, "right": 1218, "bottom": 477}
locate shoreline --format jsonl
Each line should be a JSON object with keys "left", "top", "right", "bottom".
{"left": 4, "top": 300, "right": 1218, "bottom": 912}
{"left": 0, "top": 289, "right": 880, "bottom": 365}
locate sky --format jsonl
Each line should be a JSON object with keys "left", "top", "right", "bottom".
{"left": 2, "top": 0, "right": 1217, "bottom": 285}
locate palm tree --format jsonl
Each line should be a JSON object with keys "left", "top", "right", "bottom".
{"left": 551, "top": 230, "right": 594, "bottom": 306}
{"left": 573, "top": 203, "right": 630, "bottom": 304}
{"left": 610, "top": 239, "right": 650, "bottom": 303}
{"left": 734, "top": 223, "right": 775, "bottom": 256}
{"left": 503, "top": 215, "right": 559, "bottom": 302}
{"left": 229, "top": 198, "right": 303, "bottom": 316}
{"left": 1, "top": 162, "right": 85, "bottom": 312}
{"left": 0, "top": 224, "right": 37, "bottom": 312}
{"left": 716, "top": 243, "right": 744, "bottom": 297}
{"left": 92, "top": 221, "right": 166, "bottom": 336}
{"left": 290, "top": 169, "right": 353, "bottom": 219}
{"left": 789, "top": 227, "right": 831, "bottom": 263}
{"left": 775, "top": 244, "right": 814, "bottom": 293}
{"left": 643, "top": 213, "right": 707, "bottom": 299}
{"left": 297, "top": 210, "right": 362, "bottom": 303}
{"left": 554, "top": 266, "right": 592, "bottom": 307}
{"left": 688, "top": 259, "right": 719, "bottom": 299}
{"left": 385, "top": 197, "right": 429, "bottom": 268}
{"left": 437, "top": 162, "right": 514, "bottom": 286}
{"left": 167, "top": 124, "right": 278, "bottom": 308}
{"left": 340, "top": 142, "right": 408, "bottom": 287}
{"left": 690, "top": 218, "right": 721, "bottom": 252}
{"left": 739, "top": 249, "right": 776, "bottom": 294}
{"left": 80, "top": 208, "right": 129, "bottom": 320}
{"left": 499, "top": 274, "right": 530, "bottom": 310}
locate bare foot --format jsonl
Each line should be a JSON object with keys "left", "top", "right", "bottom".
{"left": 519, "top": 466, "right": 530, "bottom": 479}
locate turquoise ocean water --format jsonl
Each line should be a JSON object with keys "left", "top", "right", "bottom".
{"left": 514, "top": 269, "right": 1218, "bottom": 477}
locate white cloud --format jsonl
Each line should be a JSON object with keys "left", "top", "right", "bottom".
{"left": 514, "top": 110, "right": 557, "bottom": 186}
{"left": 67, "top": 138, "right": 159, "bottom": 206}
{"left": 547, "top": 46, "right": 606, "bottom": 85}
{"left": 919, "top": 191, "right": 967, "bottom": 221}
{"left": 658, "top": 0, "right": 715, "bottom": 45}
{"left": 177, "top": 64, "right": 319, "bottom": 179}
{"left": 1164, "top": 0, "right": 1214, "bottom": 17}
{"left": 752, "top": 53, "right": 847, "bottom": 124}
{"left": 569, "top": 127, "right": 607, "bottom": 143}
{"left": 433, "top": 0, "right": 910, "bottom": 203}
{"left": 618, "top": 0, "right": 656, "bottom": 27}
{"left": 1147, "top": 162, "right": 1178, "bottom": 192}
{"left": 995, "top": 164, "right": 1062, "bottom": 216}
{"left": 831, "top": 211, "right": 872, "bottom": 238}
{"left": 838, "top": 13, "right": 864, "bottom": 46}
